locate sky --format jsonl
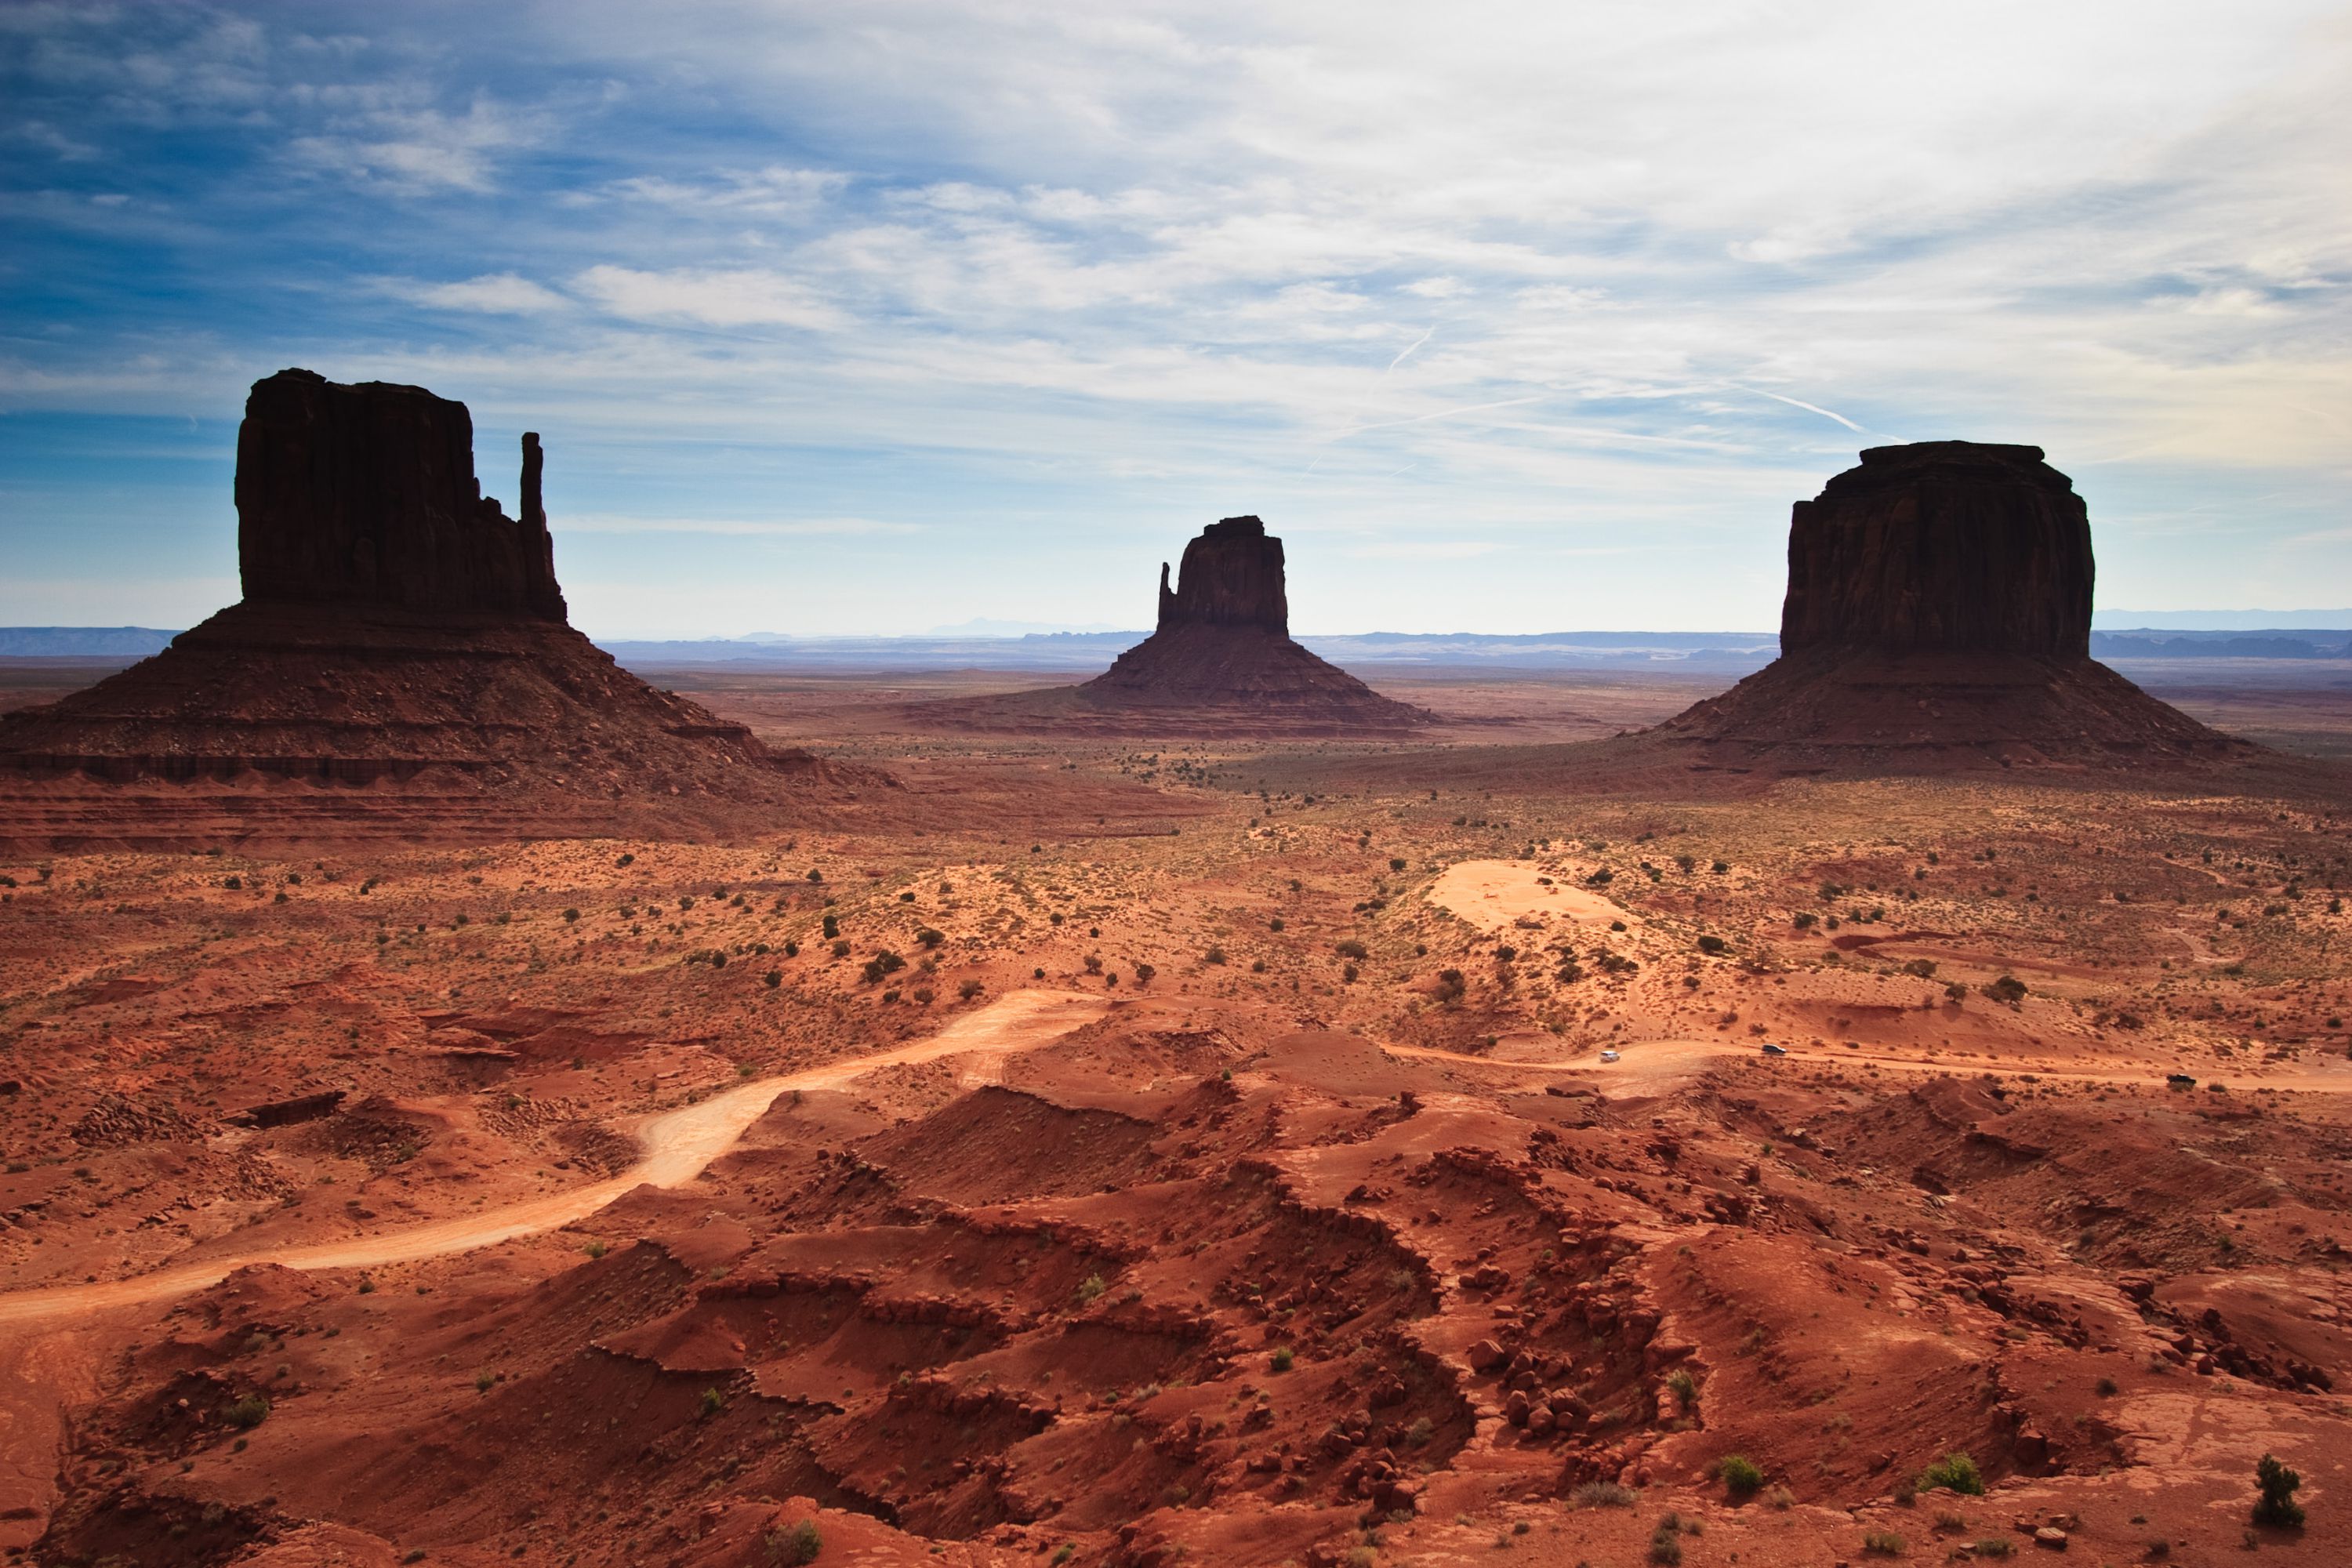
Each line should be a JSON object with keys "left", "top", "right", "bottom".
{"left": 2, "top": 1, "right": 2347, "bottom": 638}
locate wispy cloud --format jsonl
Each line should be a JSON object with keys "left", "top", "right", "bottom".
{"left": 398, "top": 273, "right": 569, "bottom": 314}
{"left": 3, "top": 0, "right": 2350, "bottom": 634}
{"left": 572, "top": 266, "right": 850, "bottom": 331}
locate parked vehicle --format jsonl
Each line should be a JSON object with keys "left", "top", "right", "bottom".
{"left": 1760, "top": 1042, "right": 1788, "bottom": 1056}
{"left": 1599, "top": 1050, "right": 1621, "bottom": 1062}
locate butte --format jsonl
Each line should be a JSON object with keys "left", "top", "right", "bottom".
{"left": 922, "top": 516, "right": 1432, "bottom": 736}
{"left": 0, "top": 368, "right": 877, "bottom": 850}
{"left": 1632, "top": 441, "right": 2256, "bottom": 775}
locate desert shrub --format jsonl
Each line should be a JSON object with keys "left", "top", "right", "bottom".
{"left": 1861, "top": 1530, "right": 1906, "bottom": 1556}
{"left": 1697, "top": 934, "right": 1728, "bottom": 954}
{"left": 583, "top": 1240, "right": 607, "bottom": 1258}
{"left": 911, "top": 986, "right": 935, "bottom": 1004}
{"left": 821, "top": 913, "right": 840, "bottom": 938}
{"left": 1648, "top": 1529, "right": 1682, "bottom": 1565}
{"left": 782, "top": 938, "right": 799, "bottom": 957}
{"left": 1973, "top": 1539, "right": 2013, "bottom": 1558}
{"left": 1665, "top": 1368, "right": 1698, "bottom": 1409}
{"left": 1573, "top": 1481, "right": 1635, "bottom": 1508}
{"left": 1433, "top": 968, "right": 1466, "bottom": 1004}
{"left": 1917, "top": 1453, "right": 1983, "bottom": 1496}
{"left": 1766, "top": 1485, "right": 1795, "bottom": 1510}
{"left": 916, "top": 927, "right": 944, "bottom": 949}
{"left": 1133, "top": 963, "right": 1156, "bottom": 986}
{"left": 1335, "top": 938, "right": 1370, "bottom": 960}
{"left": 859, "top": 950, "right": 906, "bottom": 985}
{"left": 1270, "top": 1346, "right": 1294, "bottom": 1372}
{"left": 699, "top": 1387, "right": 725, "bottom": 1417}
{"left": 2252, "top": 1453, "right": 2304, "bottom": 1527}
{"left": 958, "top": 978, "right": 985, "bottom": 1000}
{"left": 1203, "top": 946, "right": 1228, "bottom": 965}
{"left": 1718, "top": 1454, "right": 1765, "bottom": 1496}
{"left": 764, "top": 970, "right": 782, "bottom": 989}
{"left": 1902, "top": 958, "right": 1936, "bottom": 978}
{"left": 765, "top": 1517, "right": 822, "bottom": 1563}
{"left": 1390, "top": 857, "right": 1408, "bottom": 871}
{"left": 1983, "top": 975, "right": 2027, "bottom": 1005}
{"left": 224, "top": 1393, "right": 270, "bottom": 1428}
{"left": 474, "top": 1370, "right": 495, "bottom": 1392}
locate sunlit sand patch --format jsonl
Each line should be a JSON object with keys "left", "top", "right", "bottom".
{"left": 1425, "top": 858, "right": 1639, "bottom": 934}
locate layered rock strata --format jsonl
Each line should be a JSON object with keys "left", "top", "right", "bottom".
{"left": 0, "top": 369, "right": 874, "bottom": 848}
{"left": 1647, "top": 441, "right": 2248, "bottom": 771}
{"left": 1071, "top": 517, "right": 1431, "bottom": 728}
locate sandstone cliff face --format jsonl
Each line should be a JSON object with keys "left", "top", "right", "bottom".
{"left": 1780, "top": 441, "right": 2090, "bottom": 658}
{"left": 0, "top": 368, "right": 882, "bottom": 844}
{"left": 234, "top": 368, "right": 565, "bottom": 620}
{"left": 1156, "top": 516, "right": 1289, "bottom": 636}
{"left": 1646, "top": 441, "right": 2244, "bottom": 772}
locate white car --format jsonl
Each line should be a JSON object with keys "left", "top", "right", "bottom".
{"left": 1599, "top": 1050, "right": 1621, "bottom": 1062}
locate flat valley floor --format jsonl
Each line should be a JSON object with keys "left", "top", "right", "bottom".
{"left": 3, "top": 662, "right": 2351, "bottom": 1567}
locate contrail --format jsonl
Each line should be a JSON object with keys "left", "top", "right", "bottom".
{"left": 1744, "top": 387, "right": 1866, "bottom": 433}
{"left": 1383, "top": 325, "right": 1436, "bottom": 374}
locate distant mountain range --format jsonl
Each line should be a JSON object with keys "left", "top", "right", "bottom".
{"left": 5, "top": 623, "right": 2349, "bottom": 670}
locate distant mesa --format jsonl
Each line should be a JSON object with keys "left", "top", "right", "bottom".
{"left": 919, "top": 516, "right": 1433, "bottom": 735}
{"left": 1648, "top": 440, "right": 2252, "bottom": 771}
{"left": 0, "top": 368, "right": 878, "bottom": 848}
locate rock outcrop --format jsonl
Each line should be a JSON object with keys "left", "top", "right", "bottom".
{"left": 1779, "top": 442, "right": 2091, "bottom": 658}
{"left": 234, "top": 369, "right": 565, "bottom": 620}
{"left": 916, "top": 517, "right": 1431, "bottom": 735}
{"left": 1154, "top": 516, "right": 1289, "bottom": 636}
{"left": 0, "top": 369, "right": 879, "bottom": 848}
{"left": 1644, "top": 441, "right": 2249, "bottom": 772}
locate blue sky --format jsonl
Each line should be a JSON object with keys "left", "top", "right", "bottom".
{"left": 2, "top": 1, "right": 2347, "bottom": 637}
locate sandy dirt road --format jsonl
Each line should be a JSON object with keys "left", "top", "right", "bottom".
{"left": 0, "top": 990, "right": 1111, "bottom": 1330}
{"left": 1384, "top": 1035, "right": 2352, "bottom": 1098}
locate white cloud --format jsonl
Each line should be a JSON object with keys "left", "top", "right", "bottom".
{"left": 405, "top": 273, "right": 568, "bottom": 314}
{"left": 572, "top": 265, "right": 849, "bottom": 330}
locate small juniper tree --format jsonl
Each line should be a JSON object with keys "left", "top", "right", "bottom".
{"left": 2252, "top": 1453, "right": 2304, "bottom": 1527}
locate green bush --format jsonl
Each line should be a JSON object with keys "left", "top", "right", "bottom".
{"left": 1270, "top": 1346, "right": 1294, "bottom": 1373}
{"left": 1917, "top": 1453, "right": 1984, "bottom": 1496}
{"left": 1572, "top": 1481, "right": 1635, "bottom": 1508}
{"left": 1719, "top": 1454, "right": 1766, "bottom": 1496}
{"left": 224, "top": 1393, "right": 271, "bottom": 1428}
{"left": 766, "top": 1517, "right": 822, "bottom": 1563}
{"left": 1861, "top": 1530, "right": 1906, "bottom": 1556}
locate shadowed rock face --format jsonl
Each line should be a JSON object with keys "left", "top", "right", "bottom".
{"left": 1780, "top": 441, "right": 2090, "bottom": 657}
{"left": 1641, "top": 441, "right": 2247, "bottom": 771}
{"left": 0, "top": 368, "right": 881, "bottom": 844}
{"left": 235, "top": 368, "right": 565, "bottom": 621}
{"left": 1156, "top": 516, "right": 1289, "bottom": 635}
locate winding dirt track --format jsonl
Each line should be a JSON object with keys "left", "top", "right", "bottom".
{"left": 0, "top": 991, "right": 1111, "bottom": 1329}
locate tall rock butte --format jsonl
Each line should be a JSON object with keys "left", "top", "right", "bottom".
{"left": 1650, "top": 441, "right": 2246, "bottom": 770}
{"left": 1071, "top": 517, "right": 1428, "bottom": 731}
{"left": 0, "top": 368, "right": 873, "bottom": 848}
